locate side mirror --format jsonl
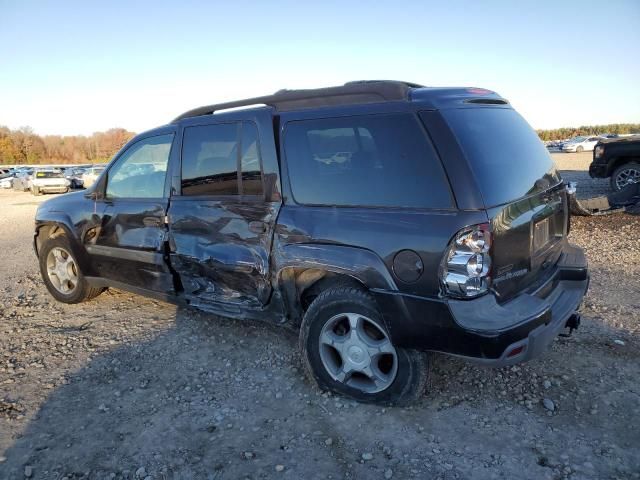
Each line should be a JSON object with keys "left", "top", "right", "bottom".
{"left": 85, "top": 171, "right": 108, "bottom": 200}
{"left": 84, "top": 189, "right": 103, "bottom": 200}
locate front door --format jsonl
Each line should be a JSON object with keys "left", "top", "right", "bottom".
{"left": 87, "top": 131, "right": 176, "bottom": 293}
{"left": 167, "top": 112, "right": 280, "bottom": 309}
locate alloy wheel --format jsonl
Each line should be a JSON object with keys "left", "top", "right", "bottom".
{"left": 319, "top": 312, "right": 398, "bottom": 394}
{"left": 615, "top": 167, "right": 640, "bottom": 191}
{"left": 46, "top": 247, "right": 79, "bottom": 294}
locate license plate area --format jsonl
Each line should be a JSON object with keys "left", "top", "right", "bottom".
{"left": 532, "top": 217, "right": 551, "bottom": 252}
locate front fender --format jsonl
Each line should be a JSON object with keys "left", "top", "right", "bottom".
{"left": 34, "top": 213, "right": 94, "bottom": 276}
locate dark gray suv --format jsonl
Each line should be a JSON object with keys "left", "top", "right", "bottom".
{"left": 34, "top": 81, "right": 588, "bottom": 405}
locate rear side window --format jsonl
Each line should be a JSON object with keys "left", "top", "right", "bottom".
{"left": 240, "top": 122, "right": 263, "bottom": 196}
{"left": 284, "top": 114, "right": 453, "bottom": 208}
{"left": 181, "top": 123, "right": 239, "bottom": 196}
{"left": 439, "top": 108, "right": 561, "bottom": 207}
{"left": 181, "top": 122, "right": 263, "bottom": 197}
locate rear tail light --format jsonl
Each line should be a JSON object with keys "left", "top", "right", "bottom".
{"left": 594, "top": 145, "right": 604, "bottom": 159}
{"left": 441, "top": 223, "right": 492, "bottom": 298}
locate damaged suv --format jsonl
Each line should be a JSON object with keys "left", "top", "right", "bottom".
{"left": 34, "top": 81, "right": 588, "bottom": 405}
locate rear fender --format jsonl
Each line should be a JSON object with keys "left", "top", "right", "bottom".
{"left": 274, "top": 244, "right": 412, "bottom": 335}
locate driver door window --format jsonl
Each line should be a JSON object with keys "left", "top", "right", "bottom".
{"left": 106, "top": 134, "right": 174, "bottom": 199}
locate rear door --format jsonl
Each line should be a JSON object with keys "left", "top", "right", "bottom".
{"left": 438, "top": 107, "right": 568, "bottom": 301}
{"left": 87, "top": 130, "right": 175, "bottom": 293}
{"left": 167, "top": 109, "right": 281, "bottom": 309}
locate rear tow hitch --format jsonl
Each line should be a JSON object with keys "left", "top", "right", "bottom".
{"left": 559, "top": 313, "right": 581, "bottom": 337}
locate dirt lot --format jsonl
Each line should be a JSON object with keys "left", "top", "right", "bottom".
{"left": 1, "top": 155, "right": 639, "bottom": 480}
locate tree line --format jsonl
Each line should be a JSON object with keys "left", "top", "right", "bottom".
{"left": 0, "top": 126, "right": 135, "bottom": 165}
{"left": 536, "top": 123, "right": 640, "bottom": 141}
{"left": 2, "top": 122, "right": 639, "bottom": 165}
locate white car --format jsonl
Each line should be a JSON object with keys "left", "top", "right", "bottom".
{"left": 561, "top": 136, "right": 603, "bottom": 153}
{"left": 0, "top": 175, "right": 13, "bottom": 189}
{"left": 82, "top": 166, "right": 106, "bottom": 189}
{"left": 31, "top": 168, "right": 71, "bottom": 195}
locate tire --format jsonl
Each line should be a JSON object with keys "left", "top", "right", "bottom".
{"left": 38, "top": 236, "right": 104, "bottom": 304}
{"left": 610, "top": 162, "right": 640, "bottom": 192}
{"left": 300, "top": 286, "right": 428, "bottom": 406}
{"left": 576, "top": 146, "right": 584, "bottom": 153}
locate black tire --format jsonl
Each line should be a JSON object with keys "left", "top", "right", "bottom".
{"left": 610, "top": 162, "right": 640, "bottom": 192}
{"left": 39, "top": 236, "right": 104, "bottom": 303}
{"left": 300, "top": 286, "right": 428, "bottom": 406}
{"left": 576, "top": 146, "right": 584, "bottom": 153}
{"left": 31, "top": 186, "right": 40, "bottom": 196}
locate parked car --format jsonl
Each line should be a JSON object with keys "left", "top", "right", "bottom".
{"left": 561, "top": 136, "right": 602, "bottom": 153}
{"left": 34, "top": 81, "right": 588, "bottom": 405}
{"left": 0, "top": 172, "right": 14, "bottom": 189}
{"left": 81, "top": 166, "right": 105, "bottom": 188}
{"left": 30, "top": 168, "right": 71, "bottom": 195}
{"left": 64, "top": 167, "right": 86, "bottom": 188}
{"left": 590, "top": 136, "right": 640, "bottom": 191}
{"left": 12, "top": 169, "right": 33, "bottom": 191}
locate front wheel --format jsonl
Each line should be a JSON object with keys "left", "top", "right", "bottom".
{"left": 611, "top": 162, "right": 640, "bottom": 191}
{"left": 300, "top": 286, "right": 429, "bottom": 406}
{"left": 576, "top": 146, "right": 584, "bottom": 153}
{"left": 39, "top": 236, "right": 105, "bottom": 303}
{"left": 31, "top": 186, "right": 40, "bottom": 196}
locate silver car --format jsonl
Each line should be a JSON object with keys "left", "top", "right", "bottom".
{"left": 31, "top": 168, "right": 71, "bottom": 195}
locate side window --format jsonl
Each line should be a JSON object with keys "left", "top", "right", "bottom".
{"left": 181, "top": 123, "right": 239, "bottom": 196}
{"left": 240, "top": 122, "right": 263, "bottom": 196}
{"left": 284, "top": 114, "right": 453, "bottom": 208}
{"left": 105, "top": 133, "right": 173, "bottom": 199}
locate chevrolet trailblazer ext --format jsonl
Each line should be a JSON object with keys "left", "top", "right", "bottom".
{"left": 34, "top": 81, "right": 588, "bottom": 405}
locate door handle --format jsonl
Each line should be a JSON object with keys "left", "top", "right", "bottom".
{"left": 248, "top": 221, "right": 268, "bottom": 234}
{"left": 143, "top": 217, "right": 162, "bottom": 227}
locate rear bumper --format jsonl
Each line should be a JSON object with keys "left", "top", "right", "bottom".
{"left": 373, "top": 244, "right": 588, "bottom": 366}
{"left": 588, "top": 163, "right": 608, "bottom": 178}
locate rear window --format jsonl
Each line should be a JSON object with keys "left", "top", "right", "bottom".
{"left": 440, "top": 108, "right": 561, "bottom": 207}
{"left": 284, "top": 114, "right": 453, "bottom": 208}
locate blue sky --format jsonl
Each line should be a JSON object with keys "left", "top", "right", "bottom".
{"left": 1, "top": 0, "right": 638, "bottom": 135}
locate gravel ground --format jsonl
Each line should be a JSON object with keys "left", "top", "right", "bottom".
{"left": 1, "top": 156, "right": 639, "bottom": 480}
{"left": 550, "top": 152, "right": 609, "bottom": 199}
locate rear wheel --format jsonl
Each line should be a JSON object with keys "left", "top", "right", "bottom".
{"left": 300, "top": 286, "right": 428, "bottom": 406}
{"left": 39, "top": 236, "right": 104, "bottom": 303}
{"left": 611, "top": 162, "right": 640, "bottom": 191}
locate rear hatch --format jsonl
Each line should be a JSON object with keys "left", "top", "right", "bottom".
{"left": 442, "top": 107, "right": 567, "bottom": 301}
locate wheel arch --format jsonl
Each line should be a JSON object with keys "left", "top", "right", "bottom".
{"left": 273, "top": 243, "right": 399, "bottom": 326}
{"left": 607, "top": 155, "right": 640, "bottom": 177}
{"left": 34, "top": 216, "right": 93, "bottom": 275}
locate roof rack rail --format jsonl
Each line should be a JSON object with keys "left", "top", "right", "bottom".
{"left": 171, "top": 80, "right": 423, "bottom": 122}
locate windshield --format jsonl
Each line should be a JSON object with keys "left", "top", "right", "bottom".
{"left": 441, "top": 107, "right": 561, "bottom": 207}
{"left": 35, "top": 171, "right": 64, "bottom": 178}
{"left": 569, "top": 136, "right": 587, "bottom": 143}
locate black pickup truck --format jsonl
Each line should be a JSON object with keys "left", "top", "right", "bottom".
{"left": 589, "top": 136, "right": 640, "bottom": 191}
